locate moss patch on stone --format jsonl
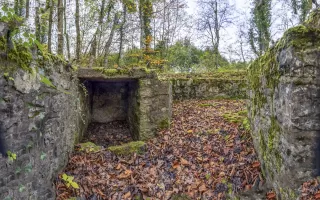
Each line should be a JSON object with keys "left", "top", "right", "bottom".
{"left": 0, "top": 35, "right": 65, "bottom": 74}
{"left": 159, "top": 70, "right": 247, "bottom": 80}
{"left": 93, "top": 67, "right": 129, "bottom": 76}
{"left": 245, "top": 7, "right": 320, "bottom": 198}
{"left": 247, "top": 14, "right": 320, "bottom": 116}
{"left": 223, "top": 110, "right": 248, "bottom": 124}
{"left": 170, "top": 78, "right": 247, "bottom": 100}
{"left": 108, "top": 141, "right": 146, "bottom": 156}
{"left": 92, "top": 67, "right": 154, "bottom": 77}
{"left": 241, "top": 118, "right": 251, "bottom": 131}
{"left": 158, "top": 118, "right": 170, "bottom": 129}
{"left": 78, "top": 142, "right": 102, "bottom": 153}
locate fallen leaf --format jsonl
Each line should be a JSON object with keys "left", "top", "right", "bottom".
{"left": 199, "top": 184, "right": 207, "bottom": 192}
{"left": 315, "top": 192, "right": 320, "bottom": 199}
{"left": 181, "top": 158, "right": 190, "bottom": 165}
{"left": 116, "top": 164, "right": 121, "bottom": 170}
{"left": 252, "top": 161, "right": 261, "bottom": 168}
{"left": 267, "top": 191, "right": 276, "bottom": 199}
{"left": 123, "top": 191, "right": 131, "bottom": 198}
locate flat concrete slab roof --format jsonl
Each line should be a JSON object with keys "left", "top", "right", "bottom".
{"left": 77, "top": 68, "right": 157, "bottom": 81}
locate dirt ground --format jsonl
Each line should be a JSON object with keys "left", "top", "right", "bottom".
{"left": 55, "top": 99, "right": 263, "bottom": 200}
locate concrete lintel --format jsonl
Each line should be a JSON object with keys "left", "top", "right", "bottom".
{"left": 77, "top": 68, "right": 157, "bottom": 81}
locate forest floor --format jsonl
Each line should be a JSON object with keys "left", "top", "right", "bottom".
{"left": 55, "top": 99, "right": 266, "bottom": 200}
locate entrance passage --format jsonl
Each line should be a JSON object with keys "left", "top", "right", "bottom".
{"left": 78, "top": 68, "right": 172, "bottom": 142}
{"left": 85, "top": 121, "right": 132, "bottom": 147}
{"left": 82, "top": 79, "right": 139, "bottom": 146}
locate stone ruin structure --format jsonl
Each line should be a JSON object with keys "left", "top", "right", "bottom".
{"left": 0, "top": 65, "right": 171, "bottom": 199}
{"left": 247, "top": 9, "right": 320, "bottom": 199}
{"left": 2, "top": 9, "right": 320, "bottom": 199}
{"left": 77, "top": 68, "right": 172, "bottom": 141}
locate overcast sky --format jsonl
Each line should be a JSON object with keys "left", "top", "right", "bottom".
{"left": 184, "top": 0, "right": 252, "bottom": 60}
{"left": 184, "top": 0, "right": 299, "bottom": 61}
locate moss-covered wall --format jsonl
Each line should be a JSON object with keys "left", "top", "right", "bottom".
{"left": 168, "top": 77, "right": 246, "bottom": 100}
{"left": 138, "top": 78, "right": 172, "bottom": 140}
{"left": 248, "top": 9, "right": 320, "bottom": 199}
{"left": 127, "top": 81, "right": 140, "bottom": 140}
{"left": 0, "top": 61, "right": 90, "bottom": 199}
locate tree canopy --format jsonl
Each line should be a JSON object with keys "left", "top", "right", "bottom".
{"left": 0, "top": 0, "right": 318, "bottom": 72}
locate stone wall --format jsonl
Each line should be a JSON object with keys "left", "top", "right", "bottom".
{"left": 248, "top": 10, "right": 320, "bottom": 199}
{"left": 169, "top": 78, "right": 246, "bottom": 100}
{"left": 127, "top": 80, "right": 140, "bottom": 140}
{"left": 138, "top": 78, "right": 172, "bottom": 140}
{"left": 0, "top": 61, "right": 90, "bottom": 199}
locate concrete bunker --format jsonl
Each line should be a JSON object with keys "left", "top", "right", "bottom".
{"left": 78, "top": 68, "right": 172, "bottom": 143}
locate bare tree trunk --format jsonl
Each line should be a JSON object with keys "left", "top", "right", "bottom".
{"left": 91, "top": 0, "right": 105, "bottom": 57}
{"left": 139, "top": 0, "right": 144, "bottom": 49}
{"left": 48, "top": 0, "right": 53, "bottom": 53}
{"left": 98, "top": 1, "right": 114, "bottom": 56}
{"left": 166, "top": 4, "right": 170, "bottom": 47}
{"left": 118, "top": 5, "right": 127, "bottom": 65}
{"left": 161, "top": 0, "right": 166, "bottom": 43}
{"left": 64, "top": 0, "right": 70, "bottom": 59}
{"left": 35, "top": 0, "right": 41, "bottom": 42}
{"left": 240, "top": 40, "right": 246, "bottom": 63}
{"left": 14, "top": 0, "right": 19, "bottom": 16}
{"left": 75, "top": 0, "right": 80, "bottom": 59}
{"left": 213, "top": 0, "right": 219, "bottom": 69}
{"left": 171, "top": 0, "right": 179, "bottom": 43}
{"left": 19, "top": 0, "right": 24, "bottom": 17}
{"left": 153, "top": 18, "right": 156, "bottom": 48}
{"left": 57, "top": 0, "right": 64, "bottom": 55}
{"left": 89, "top": 0, "right": 106, "bottom": 67}
{"left": 104, "top": 14, "right": 118, "bottom": 66}
{"left": 14, "top": 0, "right": 25, "bottom": 17}
{"left": 25, "top": 0, "right": 29, "bottom": 18}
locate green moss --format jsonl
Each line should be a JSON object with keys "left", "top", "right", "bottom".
{"left": 28, "top": 111, "right": 41, "bottom": 119}
{"left": 241, "top": 118, "right": 251, "bottom": 131}
{"left": 275, "top": 150, "right": 282, "bottom": 172}
{"left": 38, "top": 92, "right": 49, "bottom": 100}
{"left": 289, "top": 188, "right": 298, "bottom": 199}
{"left": 293, "top": 79, "right": 305, "bottom": 85}
{"left": 279, "top": 187, "right": 298, "bottom": 200}
{"left": 108, "top": 141, "right": 146, "bottom": 155}
{"left": 223, "top": 110, "right": 248, "bottom": 124}
{"left": 78, "top": 142, "right": 102, "bottom": 153}
{"left": 92, "top": 66, "right": 155, "bottom": 77}
{"left": 259, "top": 130, "right": 267, "bottom": 159}
{"left": 159, "top": 70, "right": 247, "bottom": 80}
{"left": 246, "top": 11, "right": 320, "bottom": 187}
{"left": 158, "top": 118, "right": 170, "bottom": 129}
{"left": 93, "top": 67, "right": 128, "bottom": 76}
{"left": 248, "top": 46, "right": 279, "bottom": 117}
{"left": 257, "top": 117, "right": 283, "bottom": 179}
{"left": 0, "top": 37, "right": 32, "bottom": 72}
{"left": 0, "top": 35, "right": 65, "bottom": 74}
{"left": 73, "top": 132, "right": 80, "bottom": 144}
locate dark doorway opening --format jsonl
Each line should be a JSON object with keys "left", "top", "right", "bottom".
{"left": 82, "top": 79, "right": 139, "bottom": 147}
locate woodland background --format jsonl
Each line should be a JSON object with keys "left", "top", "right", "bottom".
{"left": 0, "top": 0, "right": 317, "bottom": 72}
